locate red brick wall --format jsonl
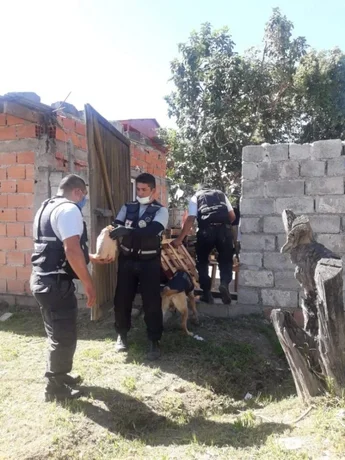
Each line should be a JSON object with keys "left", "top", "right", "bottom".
{"left": 0, "top": 113, "right": 35, "bottom": 295}
{"left": 55, "top": 116, "right": 88, "bottom": 171}
{"left": 130, "top": 143, "right": 168, "bottom": 206}
{"left": 0, "top": 112, "right": 89, "bottom": 297}
{"left": 0, "top": 110, "right": 167, "bottom": 299}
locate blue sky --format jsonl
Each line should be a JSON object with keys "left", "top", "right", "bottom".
{"left": 2, "top": 0, "right": 344, "bottom": 127}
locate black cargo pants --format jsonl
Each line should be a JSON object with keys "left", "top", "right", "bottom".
{"left": 196, "top": 223, "right": 234, "bottom": 293}
{"left": 30, "top": 272, "right": 77, "bottom": 379}
{"left": 114, "top": 254, "right": 163, "bottom": 341}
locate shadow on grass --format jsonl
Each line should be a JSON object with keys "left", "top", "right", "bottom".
{"left": 64, "top": 385, "right": 291, "bottom": 448}
{"left": 0, "top": 307, "right": 295, "bottom": 401}
{"left": 124, "top": 313, "right": 295, "bottom": 401}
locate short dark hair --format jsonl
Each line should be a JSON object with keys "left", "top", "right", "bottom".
{"left": 136, "top": 173, "right": 156, "bottom": 189}
{"left": 58, "top": 174, "right": 87, "bottom": 193}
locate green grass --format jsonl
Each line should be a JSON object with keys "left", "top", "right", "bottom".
{"left": 122, "top": 376, "right": 137, "bottom": 393}
{"left": 0, "top": 307, "right": 344, "bottom": 459}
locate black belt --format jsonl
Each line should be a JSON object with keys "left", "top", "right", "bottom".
{"left": 49, "top": 273, "right": 73, "bottom": 281}
{"left": 200, "top": 222, "right": 227, "bottom": 228}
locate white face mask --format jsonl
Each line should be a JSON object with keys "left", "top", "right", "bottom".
{"left": 136, "top": 195, "right": 151, "bottom": 205}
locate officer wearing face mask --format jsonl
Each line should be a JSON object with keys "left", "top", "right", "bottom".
{"left": 30, "top": 174, "right": 110, "bottom": 402}
{"left": 109, "top": 173, "right": 169, "bottom": 360}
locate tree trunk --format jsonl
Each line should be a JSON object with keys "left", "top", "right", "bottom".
{"left": 271, "top": 210, "right": 345, "bottom": 401}
{"left": 271, "top": 309, "right": 323, "bottom": 402}
{"left": 315, "top": 258, "right": 345, "bottom": 393}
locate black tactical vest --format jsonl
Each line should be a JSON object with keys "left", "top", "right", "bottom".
{"left": 120, "top": 200, "right": 162, "bottom": 259}
{"left": 167, "top": 269, "right": 194, "bottom": 295}
{"left": 31, "top": 196, "right": 89, "bottom": 279}
{"left": 196, "top": 189, "right": 230, "bottom": 228}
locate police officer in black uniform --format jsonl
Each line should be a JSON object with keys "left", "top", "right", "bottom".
{"left": 173, "top": 184, "right": 236, "bottom": 304}
{"left": 30, "top": 174, "right": 110, "bottom": 401}
{"left": 110, "top": 173, "right": 169, "bottom": 360}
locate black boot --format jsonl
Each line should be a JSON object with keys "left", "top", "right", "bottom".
{"left": 115, "top": 334, "right": 128, "bottom": 352}
{"left": 61, "top": 374, "right": 82, "bottom": 386}
{"left": 147, "top": 341, "right": 161, "bottom": 361}
{"left": 44, "top": 377, "right": 82, "bottom": 402}
{"left": 200, "top": 291, "right": 214, "bottom": 304}
{"left": 219, "top": 284, "right": 231, "bottom": 304}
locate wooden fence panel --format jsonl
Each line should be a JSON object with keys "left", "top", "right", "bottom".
{"left": 85, "top": 104, "right": 131, "bottom": 320}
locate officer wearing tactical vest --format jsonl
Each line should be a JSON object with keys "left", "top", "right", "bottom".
{"left": 173, "top": 184, "right": 236, "bottom": 304}
{"left": 109, "top": 173, "right": 168, "bottom": 360}
{"left": 30, "top": 174, "right": 110, "bottom": 401}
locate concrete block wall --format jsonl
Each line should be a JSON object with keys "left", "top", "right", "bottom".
{"left": 238, "top": 139, "right": 345, "bottom": 311}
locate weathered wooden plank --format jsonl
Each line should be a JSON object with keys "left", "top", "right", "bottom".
{"left": 86, "top": 103, "right": 130, "bottom": 147}
{"left": 85, "top": 104, "right": 131, "bottom": 320}
{"left": 271, "top": 209, "right": 345, "bottom": 399}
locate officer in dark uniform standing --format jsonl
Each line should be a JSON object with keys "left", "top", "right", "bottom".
{"left": 110, "top": 173, "right": 168, "bottom": 360}
{"left": 173, "top": 184, "right": 236, "bottom": 304}
{"left": 30, "top": 174, "right": 110, "bottom": 401}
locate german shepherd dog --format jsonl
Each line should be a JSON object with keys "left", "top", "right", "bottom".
{"left": 161, "top": 269, "right": 199, "bottom": 336}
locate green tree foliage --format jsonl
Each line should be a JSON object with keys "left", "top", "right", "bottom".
{"left": 294, "top": 48, "right": 345, "bottom": 142}
{"left": 164, "top": 8, "right": 345, "bottom": 197}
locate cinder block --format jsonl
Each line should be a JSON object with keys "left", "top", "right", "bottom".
{"left": 289, "top": 143, "right": 312, "bottom": 160}
{"left": 279, "top": 161, "right": 299, "bottom": 179}
{"left": 275, "top": 271, "right": 299, "bottom": 290}
{"left": 300, "top": 160, "right": 325, "bottom": 177}
{"left": 327, "top": 157, "right": 345, "bottom": 176}
{"left": 263, "top": 216, "right": 285, "bottom": 234}
{"left": 308, "top": 215, "right": 340, "bottom": 234}
{"left": 263, "top": 252, "right": 293, "bottom": 270}
{"left": 261, "top": 289, "right": 298, "bottom": 308}
{"left": 317, "top": 196, "right": 345, "bottom": 214}
{"left": 276, "top": 197, "right": 314, "bottom": 214}
{"left": 312, "top": 139, "right": 342, "bottom": 159}
{"left": 241, "top": 234, "right": 275, "bottom": 251}
{"left": 316, "top": 234, "right": 345, "bottom": 255}
{"left": 239, "top": 270, "right": 274, "bottom": 287}
{"left": 242, "top": 163, "right": 258, "bottom": 181}
{"left": 241, "top": 198, "right": 275, "bottom": 215}
{"left": 258, "top": 162, "right": 280, "bottom": 181}
{"left": 242, "top": 145, "right": 265, "bottom": 162}
{"left": 277, "top": 234, "right": 288, "bottom": 252}
{"left": 258, "top": 159, "right": 299, "bottom": 181}
{"left": 266, "top": 180, "right": 304, "bottom": 197}
{"left": 240, "top": 252, "right": 263, "bottom": 268}
{"left": 305, "top": 177, "right": 343, "bottom": 195}
{"left": 263, "top": 143, "right": 289, "bottom": 162}
{"left": 237, "top": 287, "right": 260, "bottom": 305}
{"left": 240, "top": 217, "right": 262, "bottom": 233}
{"left": 242, "top": 180, "right": 265, "bottom": 198}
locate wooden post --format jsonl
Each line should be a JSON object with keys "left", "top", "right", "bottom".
{"left": 271, "top": 210, "right": 345, "bottom": 400}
